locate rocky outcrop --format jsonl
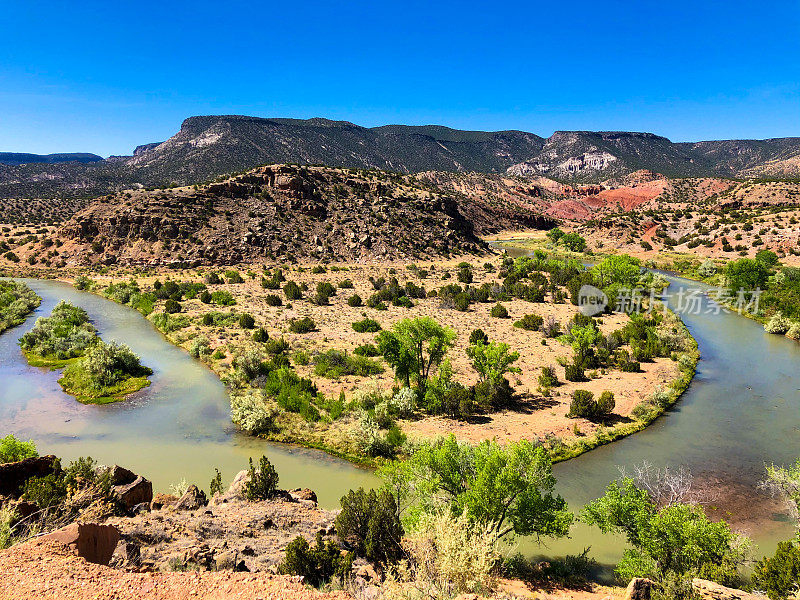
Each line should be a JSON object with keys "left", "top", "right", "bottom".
{"left": 624, "top": 577, "right": 655, "bottom": 600}
{"left": 691, "top": 578, "right": 761, "bottom": 600}
{"left": 39, "top": 522, "right": 120, "bottom": 565}
{"left": 105, "top": 466, "right": 153, "bottom": 511}
{"left": 0, "top": 455, "right": 58, "bottom": 497}
{"left": 53, "top": 164, "right": 490, "bottom": 266}
{"left": 108, "top": 477, "right": 337, "bottom": 573}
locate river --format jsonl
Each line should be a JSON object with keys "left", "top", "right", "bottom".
{"left": 1, "top": 275, "right": 798, "bottom": 570}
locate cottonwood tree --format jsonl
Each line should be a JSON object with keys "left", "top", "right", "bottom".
{"left": 379, "top": 434, "right": 573, "bottom": 540}
{"left": 377, "top": 317, "right": 455, "bottom": 396}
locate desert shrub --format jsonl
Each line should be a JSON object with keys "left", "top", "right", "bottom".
{"left": 391, "top": 387, "right": 416, "bottom": 417}
{"left": 514, "top": 313, "right": 544, "bottom": 331}
{"left": 354, "top": 343, "right": 380, "bottom": 357}
{"left": 469, "top": 329, "right": 489, "bottom": 345}
{"left": 264, "top": 337, "right": 290, "bottom": 355}
{"left": 313, "top": 350, "right": 383, "bottom": 378}
{"left": 357, "top": 413, "right": 405, "bottom": 458}
{"left": 387, "top": 509, "right": 502, "bottom": 596}
{"left": 238, "top": 313, "right": 255, "bottom": 329}
{"left": 200, "top": 290, "right": 212, "bottom": 303}
{"left": 542, "top": 316, "right": 561, "bottom": 338}
{"left": 697, "top": 259, "right": 717, "bottom": 278}
{"left": 264, "top": 294, "right": 282, "bottom": 306}
{"left": 283, "top": 281, "right": 302, "bottom": 300}
{"left": 752, "top": 541, "right": 800, "bottom": 600}
{"left": 278, "top": 533, "right": 353, "bottom": 587}
{"left": 210, "top": 290, "right": 236, "bottom": 306}
{"left": 150, "top": 312, "right": 190, "bottom": 333}
{"left": 538, "top": 366, "right": 559, "bottom": 388}
{"left": 231, "top": 393, "right": 275, "bottom": 435}
{"left": 252, "top": 327, "right": 269, "bottom": 343}
{"left": 289, "top": 317, "right": 316, "bottom": 334}
{"left": 490, "top": 303, "right": 509, "bottom": 318}
{"left": 224, "top": 270, "right": 243, "bottom": 284}
{"left": 457, "top": 265, "right": 473, "bottom": 284}
{"left": 204, "top": 272, "right": 222, "bottom": 284}
{"left": 336, "top": 488, "right": 404, "bottom": 569}
{"left": 0, "top": 435, "right": 37, "bottom": 463}
{"left": 568, "top": 390, "right": 596, "bottom": 418}
{"left": 597, "top": 391, "right": 615, "bottom": 415}
{"left": 352, "top": 318, "right": 381, "bottom": 333}
{"left": 244, "top": 455, "right": 279, "bottom": 501}
{"left": 338, "top": 279, "right": 354, "bottom": 288}
{"left": 164, "top": 299, "right": 181, "bottom": 314}
{"left": 564, "top": 363, "right": 586, "bottom": 382}
{"left": 347, "top": 294, "right": 362, "bottom": 307}
{"left": 454, "top": 293, "right": 471, "bottom": 312}
{"left": 209, "top": 468, "right": 223, "bottom": 497}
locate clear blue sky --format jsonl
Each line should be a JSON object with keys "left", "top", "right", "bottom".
{"left": 1, "top": 0, "right": 799, "bottom": 156}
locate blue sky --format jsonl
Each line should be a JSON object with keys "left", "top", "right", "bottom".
{"left": 1, "top": 0, "right": 799, "bottom": 156}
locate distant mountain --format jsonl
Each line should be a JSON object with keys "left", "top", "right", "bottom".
{"left": 0, "top": 152, "right": 103, "bottom": 166}
{"left": 125, "top": 116, "right": 545, "bottom": 184}
{"left": 507, "top": 131, "right": 711, "bottom": 181}
{"left": 1, "top": 115, "right": 799, "bottom": 201}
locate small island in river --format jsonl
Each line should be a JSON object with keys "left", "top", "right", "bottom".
{"left": 18, "top": 300, "right": 151, "bottom": 403}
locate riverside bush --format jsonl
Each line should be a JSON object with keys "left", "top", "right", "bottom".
{"left": 19, "top": 300, "right": 97, "bottom": 360}
{"left": 61, "top": 340, "right": 152, "bottom": 396}
{"left": 752, "top": 541, "right": 800, "bottom": 600}
{"left": 231, "top": 393, "right": 275, "bottom": 435}
{"left": 0, "top": 280, "right": 39, "bottom": 333}
{"left": 313, "top": 349, "right": 383, "bottom": 378}
{"left": 766, "top": 313, "right": 791, "bottom": 334}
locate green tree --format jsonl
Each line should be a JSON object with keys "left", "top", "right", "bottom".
{"left": 725, "top": 258, "right": 769, "bottom": 295}
{"left": 583, "top": 477, "right": 747, "bottom": 584}
{"left": 546, "top": 227, "right": 565, "bottom": 244}
{"left": 592, "top": 255, "right": 641, "bottom": 287}
{"left": 377, "top": 317, "right": 455, "bottom": 395}
{"left": 379, "top": 435, "right": 573, "bottom": 540}
{"left": 466, "top": 340, "right": 520, "bottom": 385}
{"left": 561, "top": 232, "right": 587, "bottom": 252}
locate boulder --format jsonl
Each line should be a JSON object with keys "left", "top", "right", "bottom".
{"left": 39, "top": 522, "right": 120, "bottom": 565}
{"left": 150, "top": 493, "right": 178, "bottom": 510}
{"left": 175, "top": 485, "right": 207, "bottom": 511}
{"left": 289, "top": 488, "right": 318, "bottom": 504}
{"left": 112, "top": 475, "right": 153, "bottom": 510}
{"left": 0, "top": 455, "right": 58, "bottom": 497}
{"left": 110, "top": 539, "right": 141, "bottom": 569}
{"left": 691, "top": 578, "right": 761, "bottom": 600}
{"left": 624, "top": 578, "right": 655, "bottom": 600}
{"left": 226, "top": 469, "right": 250, "bottom": 499}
